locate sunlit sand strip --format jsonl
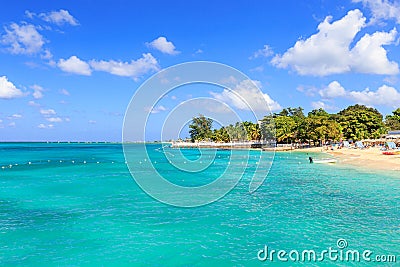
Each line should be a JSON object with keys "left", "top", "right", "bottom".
{"left": 298, "top": 146, "right": 400, "bottom": 172}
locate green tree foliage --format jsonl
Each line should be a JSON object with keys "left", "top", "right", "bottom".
{"left": 303, "top": 109, "right": 341, "bottom": 145}
{"left": 189, "top": 116, "right": 262, "bottom": 142}
{"left": 385, "top": 108, "right": 400, "bottom": 131}
{"left": 248, "top": 123, "right": 261, "bottom": 141}
{"left": 189, "top": 115, "right": 213, "bottom": 142}
{"left": 188, "top": 105, "right": 389, "bottom": 145}
{"left": 225, "top": 122, "right": 247, "bottom": 141}
{"left": 274, "top": 116, "right": 296, "bottom": 143}
{"left": 242, "top": 121, "right": 261, "bottom": 141}
{"left": 338, "top": 104, "right": 385, "bottom": 140}
{"left": 224, "top": 121, "right": 261, "bottom": 141}
{"left": 259, "top": 115, "right": 275, "bottom": 142}
{"left": 211, "top": 127, "right": 230, "bottom": 142}
{"left": 260, "top": 107, "right": 341, "bottom": 145}
{"left": 260, "top": 107, "right": 305, "bottom": 144}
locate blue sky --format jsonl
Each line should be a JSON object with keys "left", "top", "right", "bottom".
{"left": 1, "top": 0, "right": 400, "bottom": 141}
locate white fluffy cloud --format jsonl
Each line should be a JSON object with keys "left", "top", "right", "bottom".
{"left": 58, "top": 56, "right": 92, "bottom": 76}
{"left": 1, "top": 23, "right": 45, "bottom": 55}
{"left": 348, "top": 84, "right": 400, "bottom": 106}
{"left": 319, "top": 81, "right": 347, "bottom": 98}
{"left": 38, "top": 9, "right": 79, "bottom": 26}
{"left": 147, "top": 37, "right": 179, "bottom": 55}
{"left": 31, "top": 84, "right": 44, "bottom": 99}
{"left": 0, "top": 76, "right": 24, "bottom": 99}
{"left": 353, "top": 0, "right": 400, "bottom": 24}
{"left": 351, "top": 28, "right": 398, "bottom": 74}
{"left": 317, "top": 80, "right": 400, "bottom": 107}
{"left": 58, "top": 54, "right": 159, "bottom": 79}
{"left": 210, "top": 79, "right": 282, "bottom": 112}
{"left": 46, "top": 117, "right": 63, "bottom": 123}
{"left": 40, "top": 108, "right": 56, "bottom": 115}
{"left": 90, "top": 53, "right": 159, "bottom": 80}
{"left": 271, "top": 9, "right": 399, "bottom": 76}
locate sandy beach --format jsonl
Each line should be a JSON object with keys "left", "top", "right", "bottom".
{"left": 299, "top": 146, "right": 400, "bottom": 172}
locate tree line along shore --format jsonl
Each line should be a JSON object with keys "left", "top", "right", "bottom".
{"left": 181, "top": 104, "right": 400, "bottom": 147}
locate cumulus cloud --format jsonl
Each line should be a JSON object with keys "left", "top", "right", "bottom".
{"left": 31, "top": 84, "right": 44, "bottom": 99}
{"left": 40, "top": 108, "right": 56, "bottom": 115}
{"left": 348, "top": 84, "right": 400, "bottom": 106}
{"left": 317, "top": 80, "right": 400, "bottom": 107}
{"left": 0, "top": 76, "right": 24, "bottom": 99}
{"left": 351, "top": 28, "right": 398, "bottom": 74}
{"left": 90, "top": 53, "right": 159, "bottom": 80}
{"left": 271, "top": 9, "right": 399, "bottom": 76}
{"left": 210, "top": 79, "right": 282, "bottom": 112}
{"left": 319, "top": 81, "right": 347, "bottom": 98}
{"left": 147, "top": 36, "right": 179, "bottom": 55}
{"left": 353, "top": 0, "right": 400, "bottom": 24}
{"left": 1, "top": 23, "right": 45, "bottom": 55}
{"left": 58, "top": 56, "right": 92, "bottom": 75}
{"left": 38, "top": 9, "right": 79, "bottom": 26}
{"left": 57, "top": 54, "right": 159, "bottom": 79}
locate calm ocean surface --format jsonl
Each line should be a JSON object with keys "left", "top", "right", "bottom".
{"left": 0, "top": 143, "right": 399, "bottom": 266}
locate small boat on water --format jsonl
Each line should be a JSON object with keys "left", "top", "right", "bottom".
{"left": 312, "top": 158, "right": 337, "bottom": 164}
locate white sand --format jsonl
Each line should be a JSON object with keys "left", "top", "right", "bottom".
{"left": 299, "top": 146, "right": 400, "bottom": 172}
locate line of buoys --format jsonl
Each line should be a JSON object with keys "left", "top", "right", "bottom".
{"left": 1, "top": 159, "right": 118, "bottom": 170}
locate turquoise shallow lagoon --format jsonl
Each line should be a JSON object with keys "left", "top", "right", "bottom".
{"left": 0, "top": 143, "right": 399, "bottom": 266}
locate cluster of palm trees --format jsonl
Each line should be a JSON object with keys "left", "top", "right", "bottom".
{"left": 189, "top": 105, "right": 400, "bottom": 145}
{"left": 211, "top": 121, "right": 261, "bottom": 142}
{"left": 188, "top": 115, "right": 260, "bottom": 142}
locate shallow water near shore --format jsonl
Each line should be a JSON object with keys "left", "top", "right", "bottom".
{"left": 0, "top": 143, "right": 399, "bottom": 266}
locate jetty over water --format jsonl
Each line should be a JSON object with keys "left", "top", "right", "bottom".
{"left": 171, "top": 141, "right": 263, "bottom": 149}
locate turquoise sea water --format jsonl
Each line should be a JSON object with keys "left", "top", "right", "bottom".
{"left": 0, "top": 143, "right": 399, "bottom": 266}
